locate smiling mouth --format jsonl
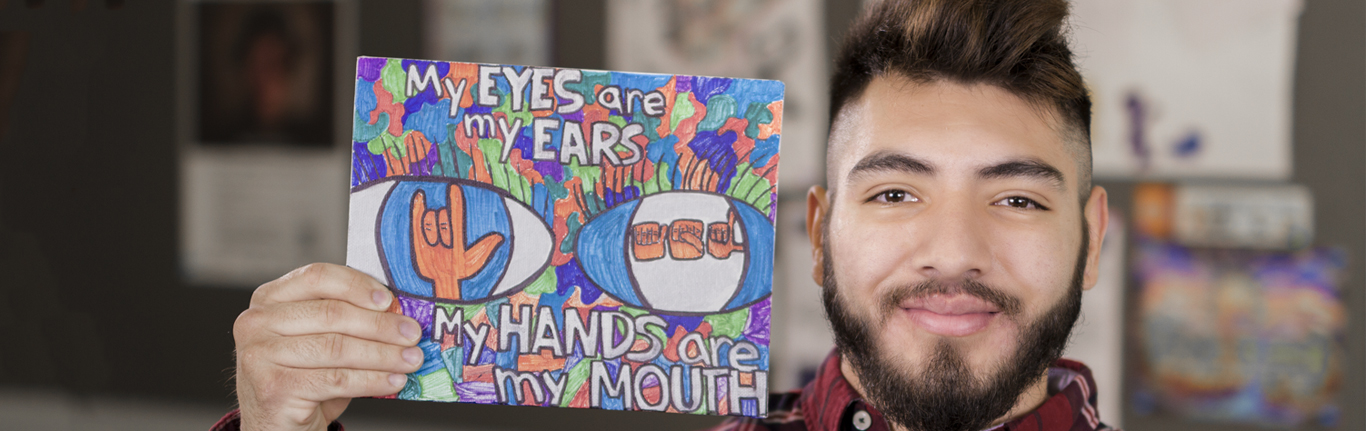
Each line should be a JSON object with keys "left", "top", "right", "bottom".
{"left": 900, "top": 294, "right": 1003, "bottom": 337}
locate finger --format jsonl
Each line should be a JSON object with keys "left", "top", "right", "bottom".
{"left": 240, "top": 366, "right": 402, "bottom": 430}
{"left": 261, "top": 299, "right": 422, "bottom": 346}
{"left": 447, "top": 183, "right": 466, "bottom": 242}
{"left": 412, "top": 190, "right": 431, "bottom": 246}
{"left": 254, "top": 263, "right": 393, "bottom": 312}
{"left": 438, "top": 207, "right": 454, "bottom": 248}
{"left": 464, "top": 233, "right": 504, "bottom": 269}
{"left": 319, "top": 398, "right": 352, "bottom": 426}
{"left": 295, "top": 368, "right": 411, "bottom": 403}
{"left": 423, "top": 209, "right": 440, "bottom": 246}
{"left": 269, "top": 333, "right": 424, "bottom": 373}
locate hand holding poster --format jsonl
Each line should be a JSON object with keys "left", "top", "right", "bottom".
{"left": 347, "top": 57, "right": 782, "bottom": 417}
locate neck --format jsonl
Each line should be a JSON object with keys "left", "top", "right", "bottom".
{"left": 838, "top": 356, "right": 1052, "bottom": 431}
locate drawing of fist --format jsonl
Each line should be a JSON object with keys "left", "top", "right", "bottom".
{"left": 631, "top": 222, "right": 667, "bottom": 261}
{"left": 410, "top": 185, "right": 504, "bottom": 300}
{"left": 667, "top": 219, "right": 705, "bottom": 260}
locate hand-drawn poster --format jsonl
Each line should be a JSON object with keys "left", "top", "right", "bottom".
{"left": 1131, "top": 240, "right": 1347, "bottom": 426}
{"left": 607, "top": 0, "right": 825, "bottom": 393}
{"left": 347, "top": 57, "right": 782, "bottom": 417}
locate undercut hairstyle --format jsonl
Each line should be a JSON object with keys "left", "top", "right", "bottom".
{"left": 829, "top": 0, "right": 1093, "bottom": 201}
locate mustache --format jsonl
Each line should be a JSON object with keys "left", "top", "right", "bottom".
{"left": 880, "top": 279, "right": 1024, "bottom": 317}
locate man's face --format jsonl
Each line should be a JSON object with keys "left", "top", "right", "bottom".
{"left": 808, "top": 77, "right": 1108, "bottom": 430}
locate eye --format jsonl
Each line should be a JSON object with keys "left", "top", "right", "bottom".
{"left": 870, "top": 189, "right": 916, "bottom": 204}
{"left": 995, "top": 196, "right": 1049, "bottom": 210}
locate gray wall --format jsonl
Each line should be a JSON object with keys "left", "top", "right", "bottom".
{"left": 0, "top": 0, "right": 1360, "bottom": 430}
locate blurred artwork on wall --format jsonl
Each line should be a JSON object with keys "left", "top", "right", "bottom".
{"left": 1130, "top": 240, "right": 1347, "bottom": 426}
{"left": 196, "top": 1, "right": 335, "bottom": 147}
{"left": 178, "top": 1, "right": 352, "bottom": 286}
{"left": 1070, "top": 0, "right": 1302, "bottom": 179}
{"left": 1133, "top": 182, "right": 1315, "bottom": 250}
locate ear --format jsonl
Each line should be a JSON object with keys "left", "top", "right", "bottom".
{"left": 807, "top": 185, "right": 830, "bottom": 286}
{"left": 1081, "top": 186, "right": 1110, "bottom": 290}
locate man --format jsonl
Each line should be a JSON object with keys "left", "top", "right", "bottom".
{"left": 712, "top": 0, "right": 1112, "bottom": 429}
{"left": 219, "top": 0, "right": 1113, "bottom": 430}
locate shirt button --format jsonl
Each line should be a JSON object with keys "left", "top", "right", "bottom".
{"left": 852, "top": 410, "right": 872, "bottom": 430}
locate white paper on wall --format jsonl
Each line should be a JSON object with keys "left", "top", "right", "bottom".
{"left": 1069, "top": 0, "right": 1302, "bottom": 180}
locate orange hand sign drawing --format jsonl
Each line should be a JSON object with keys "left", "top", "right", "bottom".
{"left": 707, "top": 209, "right": 746, "bottom": 259}
{"left": 411, "top": 185, "right": 505, "bottom": 300}
{"left": 667, "top": 219, "right": 705, "bottom": 260}
{"left": 631, "top": 222, "right": 667, "bottom": 261}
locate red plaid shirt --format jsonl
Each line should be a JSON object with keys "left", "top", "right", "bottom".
{"left": 708, "top": 351, "right": 1118, "bottom": 431}
{"left": 210, "top": 410, "right": 344, "bottom": 431}
{"left": 211, "top": 352, "right": 1114, "bottom": 431}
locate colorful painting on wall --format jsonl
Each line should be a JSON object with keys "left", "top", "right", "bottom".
{"left": 1131, "top": 240, "right": 1347, "bottom": 426}
{"left": 347, "top": 57, "right": 783, "bottom": 417}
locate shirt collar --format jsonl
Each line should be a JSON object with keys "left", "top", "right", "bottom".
{"left": 798, "top": 351, "right": 1105, "bottom": 431}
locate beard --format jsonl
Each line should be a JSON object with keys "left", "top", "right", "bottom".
{"left": 821, "top": 221, "right": 1088, "bottom": 431}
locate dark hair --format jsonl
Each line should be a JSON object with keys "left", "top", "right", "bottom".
{"left": 829, "top": 0, "right": 1093, "bottom": 196}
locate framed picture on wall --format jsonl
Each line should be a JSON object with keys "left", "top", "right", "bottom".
{"left": 195, "top": 1, "right": 335, "bottom": 147}
{"left": 177, "top": 0, "right": 356, "bottom": 286}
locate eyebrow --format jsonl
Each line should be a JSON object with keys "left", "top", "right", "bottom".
{"left": 846, "top": 152, "right": 934, "bottom": 183}
{"left": 847, "top": 152, "right": 1065, "bottom": 191}
{"left": 977, "top": 159, "right": 1066, "bottom": 191}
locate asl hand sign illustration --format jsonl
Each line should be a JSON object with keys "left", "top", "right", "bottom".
{"left": 707, "top": 209, "right": 746, "bottom": 259}
{"left": 411, "top": 185, "right": 505, "bottom": 300}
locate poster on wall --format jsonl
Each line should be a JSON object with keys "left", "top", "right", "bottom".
{"left": 196, "top": 1, "right": 335, "bottom": 147}
{"left": 179, "top": 0, "right": 354, "bottom": 286}
{"left": 348, "top": 57, "right": 783, "bottom": 416}
{"left": 1069, "top": 0, "right": 1302, "bottom": 179}
{"left": 1130, "top": 240, "right": 1347, "bottom": 426}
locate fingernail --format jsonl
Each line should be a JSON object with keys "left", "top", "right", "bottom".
{"left": 399, "top": 320, "right": 420, "bottom": 341}
{"left": 372, "top": 290, "right": 389, "bottom": 307}
{"left": 388, "top": 373, "right": 407, "bottom": 388}
{"left": 402, "top": 347, "right": 423, "bottom": 365}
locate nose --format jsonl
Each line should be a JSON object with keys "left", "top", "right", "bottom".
{"left": 907, "top": 197, "right": 992, "bottom": 281}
